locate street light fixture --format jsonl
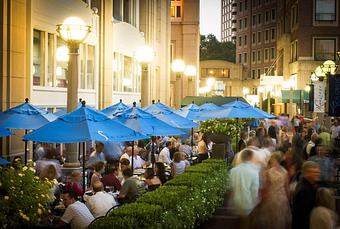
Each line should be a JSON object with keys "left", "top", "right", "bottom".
{"left": 258, "top": 86, "right": 264, "bottom": 109}
{"left": 320, "top": 60, "right": 337, "bottom": 76}
{"left": 136, "top": 45, "right": 155, "bottom": 107}
{"left": 171, "top": 59, "right": 186, "bottom": 108}
{"left": 56, "top": 17, "right": 91, "bottom": 172}
{"left": 56, "top": 17, "right": 91, "bottom": 112}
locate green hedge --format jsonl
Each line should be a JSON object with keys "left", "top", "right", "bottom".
{"left": 89, "top": 159, "right": 229, "bottom": 229}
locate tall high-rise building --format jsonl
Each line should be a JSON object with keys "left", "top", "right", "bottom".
{"left": 225, "top": 0, "right": 277, "bottom": 94}
{"left": 221, "top": 0, "right": 236, "bottom": 42}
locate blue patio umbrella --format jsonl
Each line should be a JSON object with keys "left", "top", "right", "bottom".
{"left": 23, "top": 101, "right": 147, "bottom": 191}
{"left": 176, "top": 103, "right": 207, "bottom": 121}
{"left": 53, "top": 99, "right": 84, "bottom": 117}
{"left": 199, "top": 100, "right": 275, "bottom": 120}
{"left": 101, "top": 99, "right": 130, "bottom": 117}
{"left": 200, "top": 102, "right": 223, "bottom": 111}
{"left": 0, "top": 127, "right": 14, "bottom": 137}
{"left": 143, "top": 101, "right": 199, "bottom": 129}
{"left": 0, "top": 98, "right": 57, "bottom": 164}
{"left": 0, "top": 157, "right": 10, "bottom": 166}
{"left": 115, "top": 102, "right": 185, "bottom": 168}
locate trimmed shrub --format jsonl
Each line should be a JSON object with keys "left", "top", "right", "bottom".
{"left": 89, "top": 159, "right": 229, "bottom": 229}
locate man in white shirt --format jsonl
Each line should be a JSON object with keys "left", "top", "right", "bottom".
{"left": 120, "top": 146, "right": 133, "bottom": 162}
{"left": 84, "top": 181, "right": 117, "bottom": 218}
{"left": 130, "top": 147, "right": 147, "bottom": 169}
{"left": 59, "top": 190, "right": 94, "bottom": 229}
{"left": 158, "top": 141, "right": 172, "bottom": 165}
{"left": 230, "top": 149, "right": 260, "bottom": 216}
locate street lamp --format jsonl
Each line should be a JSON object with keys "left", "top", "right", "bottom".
{"left": 56, "top": 17, "right": 91, "bottom": 172}
{"left": 172, "top": 59, "right": 186, "bottom": 108}
{"left": 258, "top": 86, "right": 264, "bottom": 109}
{"left": 266, "top": 85, "right": 272, "bottom": 113}
{"left": 136, "top": 45, "right": 155, "bottom": 107}
{"left": 56, "top": 17, "right": 91, "bottom": 112}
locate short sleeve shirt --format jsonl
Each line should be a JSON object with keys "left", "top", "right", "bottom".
{"left": 61, "top": 201, "right": 94, "bottom": 229}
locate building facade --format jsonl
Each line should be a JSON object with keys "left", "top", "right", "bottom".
{"left": 0, "top": 0, "right": 171, "bottom": 158}
{"left": 276, "top": 0, "right": 340, "bottom": 89}
{"left": 221, "top": 0, "right": 236, "bottom": 42}
{"left": 170, "top": 0, "right": 200, "bottom": 108}
{"left": 233, "top": 0, "right": 278, "bottom": 95}
{"left": 199, "top": 60, "right": 243, "bottom": 97}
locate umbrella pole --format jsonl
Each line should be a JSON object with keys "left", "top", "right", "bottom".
{"left": 191, "top": 128, "right": 194, "bottom": 147}
{"left": 151, "top": 137, "right": 155, "bottom": 169}
{"left": 236, "top": 118, "right": 239, "bottom": 153}
{"left": 82, "top": 142, "right": 86, "bottom": 195}
{"left": 131, "top": 142, "right": 134, "bottom": 173}
{"left": 24, "top": 129, "right": 28, "bottom": 165}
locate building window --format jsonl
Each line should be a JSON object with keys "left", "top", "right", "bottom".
{"left": 252, "top": 69, "right": 256, "bottom": 79}
{"left": 33, "top": 29, "right": 44, "bottom": 86}
{"left": 252, "top": 0, "right": 257, "bottom": 8}
{"left": 314, "top": 38, "right": 336, "bottom": 60}
{"left": 239, "top": 19, "right": 242, "bottom": 29}
{"left": 264, "top": 48, "right": 269, "bottom": 61}
{"left": 257, "top": 50, "right": 262, "bottom": 62}
{"left": 239, "top": 53, "right": 242, "bottom": 64}
{"left": 271, "top": 28, "right": 276, "bottom": 40}
{"left": 171, "top": 0, "right": 182, "bottom": 20}
{"left": 239, "top": 36, "right": 242, "bottom": 46}
{"left": 291, "top": 5, "right": 298, "bottom": 28}
{"left": 240, "top": 2, "right": 243, "bottom": 11}
{"left": 257, "top": 31, "right": 262, "bottom": 43}
{"left": 244, "top": 52, "right": 248, "bottom": 64}
{"left": 113, "top": 0, "right": 122, "bottom": 21}
{"left": 252, "top": 15, "right": 256, "bottom": 26}
{"left": 245, "top": 0, "right": 248, "bottom": 10}
{"left": 315, "top": 0, "right": 336, "bottom": 21}
{"left": 47, "top": 34, "right": 54, "bottom": 87}
{"left": 252, "top": 51, "right": 256, "bottom": 63}
{"left": 291, "top": 40, "right": 298, "bottom": 62}
{"left": 252, "top": 33, "right": 256, "bottom": 44}
{"left": 244, "top": 17, "right": 248, "bottom": 28}
{"left": 265, "top": 10, "right": 270, "bottom": 23}
{"left": 257, "top": 69, "right": 261, "bottom": 79}
{"left": 270, "top": 47, "right": 276, "bottom": 59}
{"left": 258, "top": 13, "right": 262, "bottom": 24}
{"left": 271, "top": 8, "right": 276, "bottom": 21}
{"left": 265, "top": 29, "right": 269, "bottom": 42}
{"left": 244, "top": 35, "right": 248, "bottom": 46}
{"left": 56, "top": 37, "right": 68, "bottom": 88}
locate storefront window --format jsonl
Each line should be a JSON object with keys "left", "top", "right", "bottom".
{"left": 56, "top": 37, "right": 68, "bottom": 88}
{"left": 87, "top": 45, "right": 95, "bottom": 89}
{"left": 47, "top": 34, "right": 54, "bottom": 87}
{"left": 123, "top": 56, "right": 133, "bottom": 92}
{"left": 33, "top": 29, "right": 43, "bottom": 86}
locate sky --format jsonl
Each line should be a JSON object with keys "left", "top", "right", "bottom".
{"left": 200, "top": 0, "right": 221, "bottom": 40}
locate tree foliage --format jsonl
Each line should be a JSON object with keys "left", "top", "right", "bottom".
{"left": 200, "top": 34, "right": 236, "bottom": 63}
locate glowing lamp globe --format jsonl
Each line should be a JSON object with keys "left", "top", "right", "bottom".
{"left": 171, "top": 59, "right": 186, "bottom": 73}
{"left": 184, "top": 65, "right": 197, "bottom": 76}
{"left": 136, "top": 46, "right": 154, "bottom": 64}
{"left": 321, "top": 60, "right": 337, "bottom": 75}
{"left": 56, "top": 17, "right": 91, "bottom": 44}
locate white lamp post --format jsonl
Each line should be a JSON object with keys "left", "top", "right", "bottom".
{"left": 56, "top": 17, "right": 91, "bottom": 112}
{"left": 56, "top": 17, "right": 91, "bottom": 171}
{"left": 266, "top": 85, "right": 273, "bottom": 113}
{"left": 136, "top": 45, "right": 155, "bottom": 107}
{"left": 172, "top": 59, "right": 186, "bottom": 108}
{"left": 258, "top": 86, "right": 264, "bottom": 109}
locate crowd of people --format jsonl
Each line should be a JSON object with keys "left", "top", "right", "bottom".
{"left": 11, "top": 132, "right": 214, "bottom": 229}
{"left": 230, "top": 116, "right": 340, "bottom": 229}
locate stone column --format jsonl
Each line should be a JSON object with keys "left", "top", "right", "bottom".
{"left": 141, "top": 64, "right": 150, "bottom": 107}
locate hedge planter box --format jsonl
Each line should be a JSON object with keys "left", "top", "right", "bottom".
{"left": 89, "top": 159, "right": 229, "bottom": 229}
